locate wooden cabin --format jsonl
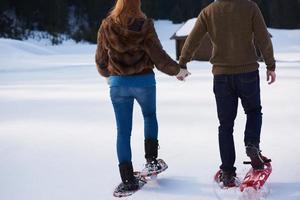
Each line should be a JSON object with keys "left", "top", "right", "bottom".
{"left": 170, "top": 18, "right": 212, "bottom": 61}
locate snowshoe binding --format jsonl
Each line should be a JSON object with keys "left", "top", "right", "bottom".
{"left": 141, "top": 158, "right": 168, "bottom": 177}
{"left": 214, "top": 170, "right": 240, "bottom": 189}
{"left": 113, "top": 172, "right": 147, "bottom": 198}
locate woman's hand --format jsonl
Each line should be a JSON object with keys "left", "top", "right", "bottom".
{"left": 176, "top": 69, "right": 191, "bottom": 81}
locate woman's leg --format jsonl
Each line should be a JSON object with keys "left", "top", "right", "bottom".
{"left": 110, "top": 87, "right": 134, "bottom": 164}
{"left": 134, "top": 86, "right": 159, "bottom": 161}
{"left": 134, "top": 86, "right": 158, "bottom": 140}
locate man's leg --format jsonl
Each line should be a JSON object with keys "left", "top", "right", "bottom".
{"left": 214, "top": 75, "right": 238, "bottom": 172}
{"left": 237, "top": 70, "right": 264, "bottom": 170}
{"left": 237, "top": 70, "right": 262, "bottom": 147}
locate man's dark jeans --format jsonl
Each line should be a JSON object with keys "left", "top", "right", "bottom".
{"left": 213, "top": 70, "right": 262, "bottom": 172}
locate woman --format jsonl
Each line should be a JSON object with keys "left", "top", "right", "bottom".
{"left": 95, "top": 0, "right": 189, "bottom": 193}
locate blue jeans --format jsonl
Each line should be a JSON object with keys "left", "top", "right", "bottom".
{"left": 213, "top": 70, "right": 262, "bottom": 172}
{"left": 110, "top": 86, "right": 158, "bottom": 164}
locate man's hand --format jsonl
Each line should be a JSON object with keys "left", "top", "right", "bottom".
{"left": 176, "top": 69, "right": 191, "bottom": 81}
{"left": 267, "top": 70, "right": 276, "bottom": 85}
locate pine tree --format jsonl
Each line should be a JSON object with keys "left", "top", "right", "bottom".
{"left": 1, "top": 0, "right": 299, "bottom": 42}
{"left": 267, "top": 0, "right": 299, "bottom": 28}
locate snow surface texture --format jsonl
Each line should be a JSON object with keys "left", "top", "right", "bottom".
{"left": 0, "top": 20, "right": 300, "bottom": 200}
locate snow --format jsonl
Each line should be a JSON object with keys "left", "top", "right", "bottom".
{"left": 0, "top": 38, "right": 55, "bottom": 55}
{"left": 1, "top": 20, "right": 300, "bottom": 200}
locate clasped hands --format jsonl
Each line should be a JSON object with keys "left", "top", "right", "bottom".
{"left": 176, "top": 65, "right": 191, "bottom": 81}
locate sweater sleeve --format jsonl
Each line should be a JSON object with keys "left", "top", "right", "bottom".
{"left": 179, "top": 10, "right": 208, "bottom": 66}
{"left": 144, "top": 20, "right": 180, "bottom": 76}
{"left": 95, "top": 21, "right": 110, "bottom": 77}
{"left": 252, "top": 4, "right": 276, "bottom": 71}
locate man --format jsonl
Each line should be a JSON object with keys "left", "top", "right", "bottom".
{"left": 179, "top": 0, "right": 276, "bottom": 187}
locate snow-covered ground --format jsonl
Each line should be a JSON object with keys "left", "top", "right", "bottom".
{"left": 0, "top": 21, "right": 300, "bottom": 200}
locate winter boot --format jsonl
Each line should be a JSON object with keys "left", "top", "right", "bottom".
{"left": 142, "top": 139, "right": 167, "bottom": 176}
{"left": 118, "top": 162, "right": 139, "bottom": 191}
{"left": 219, "top": 170, "right": 238, "bottom": 187}
{"left": 145, "top": 139, "right": 158, "bottom": 161}
{"left": 245, "top": 143, "right": 265, "bottom": 170}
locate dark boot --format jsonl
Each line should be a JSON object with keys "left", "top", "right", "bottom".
{"left": 144, "top": 139, "right": 158, "bottom": 162}
{"left": 245, "top": 143, "right": 264, "bottom": 170}
{"left": 219, "top": 170, "right": 238, "bottom": 187}
{"left": 143, "top": 139, "right": 164, "bottom": 176}
{"left": 118, "top": 162, "right": 139, "bottom": 191}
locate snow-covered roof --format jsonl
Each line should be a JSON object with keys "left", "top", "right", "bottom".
{"left": 173, "top": 18, "right": 197, "bottom": 38}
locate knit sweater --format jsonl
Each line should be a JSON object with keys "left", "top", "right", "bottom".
{"left": 179, "top": 0, "right": 276, "bottom": 75}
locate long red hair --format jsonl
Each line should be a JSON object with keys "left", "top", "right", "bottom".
{"left": 109, "top": 0, "right": 146, "bottom": 26}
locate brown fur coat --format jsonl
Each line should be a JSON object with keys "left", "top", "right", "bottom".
{"left": 95, "top": 17, "right": 180, "bottom": 77}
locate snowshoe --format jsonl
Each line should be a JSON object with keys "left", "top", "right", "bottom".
{"left": 141, "top": 158, "right": 168, "bottom": 177}
{"left": 113, "top": 172, "right": 147, "bottom": 198}
{"left": 240, "top": 158, "right": 272, "bottom": 192}
{"left": 214, "top": 170, "right": 240, "bottom": 189}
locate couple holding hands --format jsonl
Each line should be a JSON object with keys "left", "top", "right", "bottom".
{"left": 95, "top": 0, "right": 276, "bottom": 193}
